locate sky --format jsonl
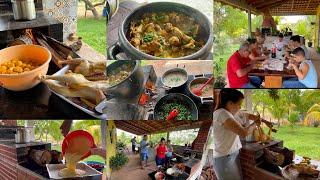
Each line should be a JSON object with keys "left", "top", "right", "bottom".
{"left": 281, "top": 16, "right": 306, "bottom": 24}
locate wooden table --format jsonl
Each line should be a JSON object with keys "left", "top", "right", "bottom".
{"left": 249, "top": 37, "right": 297, "bottom": 88}
{"left": 248, "top": 48, "right": 296, "bottom": 89}
{"left": 249, "top": 68, "right": 296, "bottom": 88}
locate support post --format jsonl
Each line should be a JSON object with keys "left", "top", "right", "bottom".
{"left": 315, "top": 6, "right": 320, "bottom": 47}
{"left": 244, "top": 89, "right": 253, "bottom": 113}
{"left": 166, "top": 132, "right": 170, "bottom": 141}
{"left": 248, "top": 9, "right": 252, "bottom": 38}
{"left": 106, "top": 121, "right": 117, "bottom": 180}
{"left": 101, "top": 120, "right": 107, "bottom": 149}
{"left": 25, "top": 120, "right": 35, "bottom": 141}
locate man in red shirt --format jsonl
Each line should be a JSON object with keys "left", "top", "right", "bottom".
{"left": 227, "top": 42, "right": 262, "bottom": 88}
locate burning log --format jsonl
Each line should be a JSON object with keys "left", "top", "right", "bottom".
{"left": 29, "top": 149, "right": 52, "bottom": 167}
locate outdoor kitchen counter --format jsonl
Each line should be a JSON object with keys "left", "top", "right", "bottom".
{"left": 0, "top": 140, "right": 51, "bottom": 179}
{"left": 240, "top": 140, "right": 284, "bottom": 180}
{"left": 0, "top": 141, "right": 51, "bottom": 149}
{"left": 0, "top": 12, "right": 62, "bottom": 32}
{"left": 241, "top": 140, "right": 283, "bottom": 153}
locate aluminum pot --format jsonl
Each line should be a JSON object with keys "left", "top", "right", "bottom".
{"left": 15, "top": 128, "right": 27, "bottom": 143}
{"left": 108, "top": 2, "right": 213, "bottom": 60}
{"left": 153, "top": 93, "right": 198, "bottom": 120}
{"left": 106, "top": 60, "right": 144, "bottom": 98}
{"left": 105, "top": 0, "right": 119, "bottom": 22}
{"left": 11, "top": 0, "right": 36, "bottom": 20}
{"left": 188, "top": 75, "right": 214, "bottom": 104}
{"left": 161, "top": 68, "right": 188, "bottom": 90}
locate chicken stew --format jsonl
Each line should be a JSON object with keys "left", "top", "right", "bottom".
{"left": 129, "top": 12, "right": 205, "bottom": 58}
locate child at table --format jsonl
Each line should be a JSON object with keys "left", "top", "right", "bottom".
{"left": 283, "top": 47, "right": 318, "bottom": 88}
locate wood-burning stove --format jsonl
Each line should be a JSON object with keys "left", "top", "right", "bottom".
{"left": 0, "top": 2, "right": 63, "bottom": 49}
{"left": 0, "top": 122, "right": 52, "bottom": 179}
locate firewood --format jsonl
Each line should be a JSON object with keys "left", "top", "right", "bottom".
{"left": 36, "top": 38, "right": 65, "bottom": 68}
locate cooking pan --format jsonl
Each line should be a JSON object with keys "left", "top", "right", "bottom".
{"left": 153, "top": 93, "right": 198, "bottom": 120}
{"left": 161, "top": 67, "right": 188, "bottom": 91}
{"left": 187, "top": 75, "right": 214, "bottom": 104}
{"left": 106, "top": 60, "right": 144, "bottom": 98}
{"left": 108, "top": 2, "right": 213, "bottom": 60}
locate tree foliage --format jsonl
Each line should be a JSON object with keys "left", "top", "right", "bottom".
{"left": 251, "top": 89, "right": 320, "bottom": 127}
{"left": 304, "top": 104, "right": 320, "bottom": 127}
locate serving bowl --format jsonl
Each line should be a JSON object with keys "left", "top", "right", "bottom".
{"left": 0, "top": 45, "right": 51, "bottom": 91}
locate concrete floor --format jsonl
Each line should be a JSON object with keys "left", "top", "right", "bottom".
{"left": 111, "top": 152, "right": 157, "bottom": 180}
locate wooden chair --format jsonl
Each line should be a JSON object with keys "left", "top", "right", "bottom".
{"left": 264, "top": 76, "right": 282, "bottom": 88}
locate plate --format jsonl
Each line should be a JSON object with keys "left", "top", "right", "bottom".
{"left": 49, "top": 65, "right": 107, "bottom": 120}
{"left": 282, "top": 165, "right": 320, "bottom": 180}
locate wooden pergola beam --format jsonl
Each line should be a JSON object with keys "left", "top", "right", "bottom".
{"left": 114, "top": 120, "right": 205, "bottom": 136}
{"left": 258, "top": 0, "right": 292, "bottom": 11}
{"left": 216, "top": 0, "right": 320, "bottom": 15}
{"left": 217, "top": 0, "right": 259, "bottom": 14}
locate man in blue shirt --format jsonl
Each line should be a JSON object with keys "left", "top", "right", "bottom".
{"left": 140, "top": 135, "right": 149, "bottom": 169}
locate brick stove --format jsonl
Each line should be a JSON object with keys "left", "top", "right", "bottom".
{"left": 192, "top": 120, "right": 212, "bottom": 152}
{"left": 0, "top": 121, "right": 51, "bottom": 180}
{"left": 240, "top": 140, "right": 284, "bottom": 180}
{"left": 0, "top": 0, "right": 63, "bottom": 49}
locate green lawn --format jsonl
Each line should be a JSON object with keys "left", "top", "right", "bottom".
{"left": 52, "top": 145, "right": 105, "bottom": 163}
{"left": 267, "top": 126, "right": 320, "bottom": 160}
{"left": 77, "top": 18, "right": 106, "bottom": 55}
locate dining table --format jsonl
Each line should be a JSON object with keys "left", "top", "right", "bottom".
{"left": 249, "top": 36, "right": 297, "bottom": 88}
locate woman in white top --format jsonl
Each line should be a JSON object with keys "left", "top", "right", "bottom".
{"left": 212, "top": 89, "right": 261, "bottom": 180}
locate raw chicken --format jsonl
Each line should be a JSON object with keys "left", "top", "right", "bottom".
{"left": 41, "top": 79, "right": 105, "bottom": 105}
{"left": 58, "top": 58, "right": 106, "bottom": 81}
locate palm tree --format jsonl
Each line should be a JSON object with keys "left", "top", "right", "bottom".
{"left": 304, "top": 104, "right": 320, "bottom": 127}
